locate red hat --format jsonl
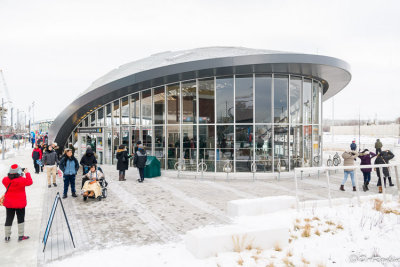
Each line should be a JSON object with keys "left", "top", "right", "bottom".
{"left": 9, "top": 164, "right": 21, "bottom": 174}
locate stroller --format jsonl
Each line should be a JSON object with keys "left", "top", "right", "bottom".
{"left": 82, "top": 167, "right": 108, "bottom": 201}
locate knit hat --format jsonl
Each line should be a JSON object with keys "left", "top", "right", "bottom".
{"left": 9, "top": 164, "right": 22, "bottom": 175}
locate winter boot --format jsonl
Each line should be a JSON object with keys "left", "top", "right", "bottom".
{"left": 362, "top": 183, "right": 367, "bottom": 192}
{"left": 119, "top": 174, "right": 123, "bottom": 181}
{"left": 340, "top": 185, "right": 345, "bottom": 191}
{"left": 378, "top": 186, "right": 383, "bottom": 193}
{"left": 388, "top": 177, "right": 395, "bottom": 187}
{"left": 122, "top": 174, "right": 126, "bottom": 181}
{"left": 366, "top": 182, "right": 369, "bottom": 191}
{"left": 353, "top": 186, "right": 356, "bottom": 192}
{"left": 5, "top": 226, "right": 11, "bottom": 242}
{"left": 17, "top": 223, "right": 29, "bottom": 241}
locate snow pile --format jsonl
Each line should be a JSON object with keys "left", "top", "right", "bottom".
{"left": 49, "top": 198, "right": 400, "bottom": 267}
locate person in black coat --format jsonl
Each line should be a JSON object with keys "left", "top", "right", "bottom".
{"left": 80, "top": 146, "right": 97, "bottom": 175}
{"left": 116, "top": 145, "right": 131, "bottom": 181}
{"left": 134, "top": 145, "right": 147, "bottom": 183}
{"left": 375, "top": 150, "right": 395, "bottom": 192}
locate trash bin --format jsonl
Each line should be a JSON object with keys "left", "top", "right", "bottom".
{"left": 144, "top": 156, "right": 161, "bottom": 178}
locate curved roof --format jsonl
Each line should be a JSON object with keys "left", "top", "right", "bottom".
{"left": 49, "top": 46, "right": 351, "bottom": 146}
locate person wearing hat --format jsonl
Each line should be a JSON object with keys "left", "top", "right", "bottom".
{"left": 2, "top": 165, "right": 33, "bottom": 242}
{"left": 134, "top": 144, "right": 147, "bottom": 183}
{"left": 375, "top": 139, "right": 383, "bottom": 155}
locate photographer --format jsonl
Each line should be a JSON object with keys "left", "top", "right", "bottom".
{"left": 2, "top": 165, "right": 33, "bottom": 242}
{"left": 340, "top": 150, "right": 359, "bottom": 191}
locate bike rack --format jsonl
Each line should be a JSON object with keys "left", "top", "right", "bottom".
{"left": 223, "top": 160, "right": 232, "bottom": 181}
{"left": 196, "top": 159, "right": 207, "bottom": 180}
{"left": 251, "top": 162, "right": 257, "bottom": 181}
{"left": 276, "top": 158, "right": 281, "bottom": 180}
{"left": 174, "top": 158, "right": 186, "bottom": 179}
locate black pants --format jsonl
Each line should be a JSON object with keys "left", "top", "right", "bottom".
{"left": 138, "top": 168, "right": 144, "bottom": 182}
{"left": 119, "top": 170, "right": 125, "bottom": 176}
{"left": 363, "top": 172, "right": 371, "bottom": 184}
{"left": 376, "top": 148, "right": 382, "bottom": 154}
{"left": 5, "top": 208, "right": 25, "bottom": 226}
{"left": 33, "top": 159, "right": 40, "bottom": 173}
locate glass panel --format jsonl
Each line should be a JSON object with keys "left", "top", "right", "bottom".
{"left": 106, "top": 104, "right": 112, "bottom": 126}
{"left": 153, "top": 86, "right": 165, "bottom": 125}
{"left": 303, "top": 79, "right": 312, "bottom": 124}
{"left": 84, "top": 117, "right": 88, "bottom": 127}
{"left": 216, "top": 77, "right": 234, "bottom": 123}
{"left": 235, "top": 75, "right": 253, "bottom": 123}
{"left": 274, "top": 126, "right": 288, "bottom": 171}
{"left": 154, "top": 126, "right": 165, "bottom": 169}
{"left": 313, "top": 126, "right": 320, "bottom": 167}
{"left": 235, "top": 125, "right": 253, "bottom": 172}
{"left": 167, "top": 83, "right": 180, "bottom": 124}
{"left": 90, "top": 113, "right": 96, "bottom": 127}
{"left": 199, "top": 125, "right": 215, "bottom": 172}
{"left": 182, "top": 125, "right": 197, "bottom": 171}
{"left": 255, "top": 75, "right": 272, "bottom": 123}
{"left": 303, "top": 125, "right": 312, "bottom": 167}
{"left": 182, "top": 81, "right": 196, "bottom": 124}
{"left": 319, "top": 84, "right": 322, "bottom": 126}
{"left": 142, "top": 126, "right": 152, "bottom": 155}
{"left": 216, "top": 125, "right": 234, "bottom": 171}
{"left": 97, "top": 107, "right": 104, "bottom": 126}
{"left": 141, "top": 90, "right": 152, "bottom": 126}
{"left": 198, "top": 78, "right": 214, "bottom": 124}
{"left": 312, "top": 81, "right": 320, "bottom": 124}
{"left": 274, "top": 75, "right": 288, "bottom": 123}
{"left": 290, "top": 126, "right": 302, "bottom": 169}
{"left": 131, "top": 126, "right": 140, "bottom": 156}
{"left": 104, "top": 129, "right": 112, "bottom": 164}
{"left": 130, "top": 93, "right": 140, "bottom": 125}
{"left": 255, "top": 125, "right": 272, "bottom": 172}
{"left": 167, "top": 125, "right": 180, "bottom": 169}
{"left": 121, "top": 126, "right": 129, "bottom": 153}
{"left": 113, "top": 127, "right": 120, "bottom": 164}
{"left": 290, "top": 77, "right": 302, "bottom": 124}
{"left": 121, "top": 97, "right": 129, "bottom": 125}
{"left": 113, "top": 100, "right": 120, "bottom": 126}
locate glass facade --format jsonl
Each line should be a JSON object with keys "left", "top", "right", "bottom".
{"left": 71, "top": 74, "right": 323, "bottom": 172}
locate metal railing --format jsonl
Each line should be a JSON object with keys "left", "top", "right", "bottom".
{"left": 294, "top": 163, "right": 400, "bottom": 211}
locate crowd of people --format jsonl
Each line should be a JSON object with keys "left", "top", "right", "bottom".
{"left": 340, "top": 139, "right": 395, "bottom": 193}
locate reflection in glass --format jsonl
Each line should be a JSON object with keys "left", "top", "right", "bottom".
{"left": 182, "top": 81, "right": 196, "bottom": 124}
{"left": 313, "top": 126, "right": 320, "bottom": 167}
{"left": 112, "top": 128, "right": 120, "bottom": 163}
{"left": 255, "top": 75, "right": 272, "bottom": 123}
{"left": 198, "top": 78, "right": 214, "bottom": 123}
{"left": 167, "top": 83, "right": 180, "bottom": 124}
{"left": 216, "top": 125, "right": 234, "bottom": 171}
{"left": 121, "top": 126, "right": 129, "bottom": 152}
{"left": 274, "top": 126, "right": 288, "bottom": 171}
{"left": 130, "top": 93, "right": 140, "bottom": 125}
{"left": 255, "top": 125, "right": 272, "bottom": 172}
{"left": 290, "top": 126, "right": 302, "bottom": 169}
{"left": 113, "top": 100, "right": 120, "bottom": 126}
{"left": 303, "top": 125, "right": 312, "bottom": 167}
{"left": 303, "top": 79, "right": 312, "bottom": 124}
{"left": 199, "top": 125, "right": 215, "bottom": 172}
{"left": 142, "top": 126, "right": 152, "bottom": 154}
{"left": 182, "top": 125, "right": 197, "bottom": 170}
{"left": 235, "top": 75, "right": 253, "bottom": 123}
{"left": 216, "top": 77, "right": 234, "bottom": 123}
{"left": 154, "top": 126, "right": 165, "bottom": 169}
{"left": 274, "top": 75, "right": 288, "bottom": 123}
{"left": 154, "top": 87, "right": 165, "bottom": 125}
{"left": 312, "top": 81, "right": 320, "bottom": 124}
{"left": 121, "top": 97, "right": 129, "bottom": 125}
{"left": 290, "top": 77, "right": 302, "bottom": 124}
{"left": 104, "top": 130, "right": 112, "bottom": 164}
{"left": 141, "top": 90, "right": 152, "bottom": 126}
{"left": 90, "top": 113, "right": 96, "bottom": 127}
{"left": 97, "top": 107, "right": 104, "bottom": 126}
{"left": 106, "top": 104, "right": 112, "bottom": 126}
{"left": 167, "top": 125, "right": 180, "bottom": 169}
{"left": 235, "top": 125, "right": 253, "bottom": 172}
{"left": 131, "top": 127, "right": 140, "bottom": 156}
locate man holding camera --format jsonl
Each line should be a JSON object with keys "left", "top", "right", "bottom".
{"left": 340, "top": 150, "right": 359, "bottom": 191}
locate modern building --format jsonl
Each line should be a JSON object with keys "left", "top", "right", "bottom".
{"left": 49, "top": 47, "right": 351, "bottom": 172}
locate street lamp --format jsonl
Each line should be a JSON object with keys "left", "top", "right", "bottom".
{"left": 1, "top": 98, "right": 13, "bottom": 160}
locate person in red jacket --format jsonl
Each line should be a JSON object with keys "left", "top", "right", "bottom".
{"left": 32, "top": 144, "right": 42, "bottom": 174}
{"left": 2, "top": 164, "right": 33, "bottom": 242}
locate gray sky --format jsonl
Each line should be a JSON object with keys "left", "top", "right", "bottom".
{"left": 0, "top": 0, "right": 399, "bottom": 122}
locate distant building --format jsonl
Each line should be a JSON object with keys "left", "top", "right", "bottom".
{"left": 330, "top": 124, "right": 400, "bottom": 137}
{"left": 31, "top": 119, "right": 53, "bottom": 135}
{"left": 49, "top": 47, "right": 351, "bottom": 172}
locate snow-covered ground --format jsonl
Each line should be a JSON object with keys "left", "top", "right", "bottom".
{"left": 48, "top": 196, "right": 400, "bottom": 267}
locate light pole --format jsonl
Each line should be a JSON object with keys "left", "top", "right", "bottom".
{"left": 1, "top": 98, "right": 13, "bottom": 160}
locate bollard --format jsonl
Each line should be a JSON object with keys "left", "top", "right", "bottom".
{"left": 251, "top": 162, "right": 257, "bottom": 182}
{"left": 354, "top": 168, "right": 361, "bottom": 207}
{"left": 300, "top": 170, "right": 303, "bottom": 180}
{"left": 394, "top": 166, "right": 400, "bottom": 200}
{"left": 326, "top": 170, "right": 332, "bottom": 208}
{"left": 223, "top": 161, "right": 232, "bottom": 181}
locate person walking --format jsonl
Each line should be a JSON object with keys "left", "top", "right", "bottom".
{"left": 134, "top": 144, "right": 147, "bottom": 183}
{"left": 32, "top": 144, "right": 42, "bottom": 174}
{"left": 59, "top": 149, "right": 79, "bottom": 199}
{"left": 2, "top": 165, "right": 33, "bottom": 242}
{"left": 116, "top": 145, "right": 131, "bottom": 181}
{"left": 80, "top": 146, "right": 97, "bottom": 175}
{"left": 375, "top": 139, "right": 383, "bottom": 155}
{"left": 350, "top": 140, "right": 357, "bottom": 151}
{"left": 42, "top": 145, "right": 59, "bottom": 188}
{"left": 375, "top": 150, "right": 395, "bottom": 193}
{"left": 358, "top": 149, "right": 376, "bottom": 192}
{"left": 340, "top": 150, "right": 358, "bottom": 191}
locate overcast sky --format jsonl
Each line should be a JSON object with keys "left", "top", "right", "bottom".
{"left": 0, "top": 0, "right": 399, "bottom": 123}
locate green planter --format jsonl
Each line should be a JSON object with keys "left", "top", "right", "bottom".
{"left": 144, "top": 156, "right": 161, "bottom": 178}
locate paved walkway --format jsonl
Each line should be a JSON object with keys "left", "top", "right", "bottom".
{"left": 1, "top": 148, "right": 398, "bottom": 266}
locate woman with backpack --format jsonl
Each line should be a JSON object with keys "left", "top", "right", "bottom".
{"left": 116, "top": 145, "right": 131, "bottom": 181}
{"left": 2, "top": 165, "right": 33, "bottom": 242}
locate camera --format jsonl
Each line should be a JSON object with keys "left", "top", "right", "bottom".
{"left": 21, "top": 168, "right": 26, "bottom": 172}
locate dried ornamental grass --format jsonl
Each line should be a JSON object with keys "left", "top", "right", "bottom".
{"left": 274, "top": 243, "right": 282, "bottom": 252}
{"left": 315, "top": 229, "right": 321, "bottom": 236}
{"left": 282, "top": 257, "right": 295, "bottom": 267}
{"left": 301, "top": 257, "right": 310, "bottom": 265}
{"left": 286, "top": 249, "right": 293, "bottom": 257}
{"left": 237, "top": 256, "right": 244, "bottom": 266}
{"left": 231, "top": 235, "right": 250, "bottom": 253}
{"left": 374, "top": 198, "right": 383, "bottom": 212}
{"left": 266, "top": 262, "right": 275, "bottom": 267}
{"left": 301, "top": 223, "right": 312, "bottom": 237}
{"left": 325, "top": 220, "right": 335, "bottom": 226}
{"left": 336, "top": 224, "right": 344, "bottom": 230}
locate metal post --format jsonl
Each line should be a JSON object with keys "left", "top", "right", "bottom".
{"left": 326, "top": 169, "right": 332, "bottom": 208}
{"left": 294, "top": 171, "right": 299, "bottom": 211}
{"left": 394, "top": 166, "right": 400, "bottom": 200}
{"left": 1, "top": 98, "right": 4, "bottom": 160}
{"left": 379, "top": 167, "right": 387, "bottom": 203}
{"left": 201, "top": 159, "right": 204, "bottom": 180}
{"left": 354, "top": 168, "right": 361, "bottom": 207}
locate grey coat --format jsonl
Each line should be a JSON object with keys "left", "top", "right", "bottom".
{"left": 43, "top": 150, "right": 59, "bottom": 166}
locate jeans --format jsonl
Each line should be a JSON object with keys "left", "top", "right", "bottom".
{"left": 5, "top": 208, "right": 25, "bottom": 226}
{"left": 342, "top": 171, "right": 355, "bottom": 187}
{"left": 138, "top": 168, "right": 144, "bottom": 182}
{"left": 362, "top": 172, "right": 371, "bottom": 184}
{"left": 119, "top": 170, "right": 126, "bottom": 176}
{"left": 63, "top": 174, "right": 76, "bottom": 196}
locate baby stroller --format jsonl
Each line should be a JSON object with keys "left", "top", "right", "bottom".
{"left": 82, "top": 167, "right": 108, "bottom": 201}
